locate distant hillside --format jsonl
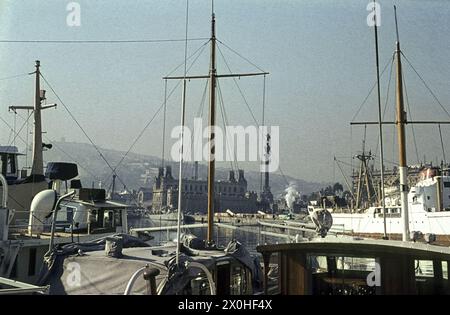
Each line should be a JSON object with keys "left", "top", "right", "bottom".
{"left": 43, "top": 141, "right": 329, "bottom": 197}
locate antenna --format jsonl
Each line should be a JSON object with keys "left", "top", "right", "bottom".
{"left": 211, "top": 0, "right": 214, "bottom": 16}
{"left": 373, "top": 0, "right": 388, "bottom": 239}
{"left": 176, "top": 0, "right": 190, "bottom": 265}
{"left": 394, "top": 5, "right": 400, "bottom": 43}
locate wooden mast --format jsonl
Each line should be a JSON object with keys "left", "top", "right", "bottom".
{"left": 394, "top": 6, "right": 410, "bottom": 241}
{"left": 206, "top": 10, "right": 217, "bottom": 246}
{"left": 9, "top": 61, "right": 56, "bottom": 177}
{"left": 32, "top": 60, "right": 44, "bottom": 176}
{"left": 163, "top": 2, "right": 268, "bottom": 248}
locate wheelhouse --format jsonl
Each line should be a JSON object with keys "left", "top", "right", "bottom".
{"left": 258, "top": 238, "right": 450, "bottom": 295}
{"left": 0, "top": 146, "right": 22, "bottom": 181}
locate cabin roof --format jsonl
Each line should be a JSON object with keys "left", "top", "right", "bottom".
{"left": 257, "top": 237, "right": 450, "bottom": 260}
{"left": 0, "top": 146, "right": 23, "bottom": 155}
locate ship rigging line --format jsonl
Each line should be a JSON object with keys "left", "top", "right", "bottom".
{"left": 39, "top": 72, "right": 138, "bottom": 204}
{"left": 216, "top": 39, "right": 266, "bottom": 73}
{"left": 204, "top": 39, "right": 289, "bottom": 191}
{"left": 260, "top": 75, "right": 266, "bottom": 193}
{"left": 277, "top": 165, "right": 290, "bottom": 187}
{"left": 186, "top": 79, "right": 209, "bottom": 179}
{"left": 401, "top": 52, "right": 450, "bottom": 119}
{"left": 47, "top": 138, "right": 102, "bottom": 182}
{"left": 218, "top": 41, "right": 293, "bottom": 186}
{"left": 161, "top": 40, "right": 210, "bottom": 174}
{"left": 103, "top": 40, "right": 210, "bottom": 189}
{"left": 161, "top": 79, "right": 168, "bottom": 169}
{"left": 0, "top": 38, "right": 209, "bottom": 44}
{"left": 334, "top": 157, "right": 355, "bottom": 200}
{"left": 0, "top": 112, "right": 28, "bottom": 146}
{"left": 6, "top": 125, "right": 12, "bottom": 147}
{"left": 215, "top": 43, "right": 289, "bottom": 186}
{"left": 217, "top": 79, "right": 239, "bottom": 172}
{"left": 2, "top": 110, "right": 34, "bottom": 151}
{"left": 402, "top": 70, "right": 420, "bottom": 164}
{"left": 351, "top": 56, "right": 393, "bottom": 122}
{"left": 0, "top": 73, "right": 30, "bottom": 146}
{"left": 164, "top": 40, "right": 210, "bottom": 78}
{"left": 216, "top": 44, "right": 260, "bottom": 127}
{"left": 374, "top": 56, "right": 395, "bottom": 158}
{"left": 0, "top": 73, "right": 29, "bottom": 81}
{"left": 438, "top": 124, "right": 447, "bottom": 165}
{"left": 216, "top": 41, "right": 292, "bottom": 189}
{"left": 7, "top": 110, "right": 102, "bottom": 182}
{"left": 176, "top": 0, "right": 191, "bottom": 265}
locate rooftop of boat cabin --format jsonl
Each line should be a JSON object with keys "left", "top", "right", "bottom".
{"left": 0, "top": 146, "right": 22, "bottom": 155}
{"left": 6, "top": 191, "right": 131, "bottom": 242}
{"left": 43, "top": 241, "right": 260, "bottom": 294}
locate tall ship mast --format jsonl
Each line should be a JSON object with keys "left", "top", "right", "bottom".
{"left": 164, "top": 4, "right": 268, "bottom": 248}
{"left": 206, "top": 10, "right": 217, "bottom": 246}
{"left": 393, "top": 6, "right": 410, "bottom": 241}
{"left": 1, "top": 60, "right": 56, "bottom": 225}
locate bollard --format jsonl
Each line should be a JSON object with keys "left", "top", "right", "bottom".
{"left": 143, "top": 267, "right": 160, "bottom": 295}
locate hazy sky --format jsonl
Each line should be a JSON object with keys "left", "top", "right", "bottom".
{"left": 0, "top": 0, "right": 449, "bottom": 184}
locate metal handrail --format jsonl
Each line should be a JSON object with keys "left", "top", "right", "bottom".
{"left": 0, "top": 174, "right": 7, "bottom": 208}
{"left": 186, "top": 262, "right": 216, "bottom": 295}
{"left": 0, "top": 277, "right": 49, "bottom": 295}
{"left": 124, "top": 266, "right": 148, "bottom": 295}
{"left": 124, "top": 262, "right": 216, "bottom": 295}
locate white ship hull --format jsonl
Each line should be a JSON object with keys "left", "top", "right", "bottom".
{"left": 332, "top": 208, "right": 450, "bottom": 236}
{"left": 314, "top": 172, "right": 450, "bottom": 238}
